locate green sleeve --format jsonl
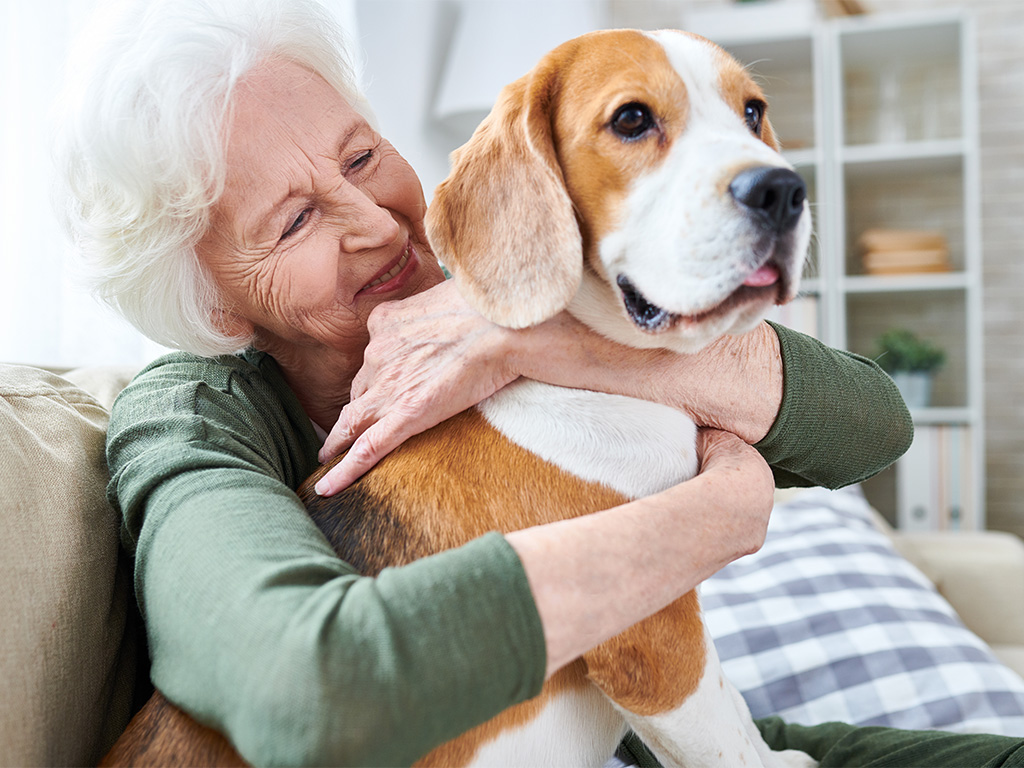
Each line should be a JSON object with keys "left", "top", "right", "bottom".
{"left": 756, "top": 717, "right": 1024, "bottom": 767}
{"left": 757, "top": 322, "right": 914, "bottom": 489}
{"left": 107, "top": 352, "right": 546, "bottom": 767}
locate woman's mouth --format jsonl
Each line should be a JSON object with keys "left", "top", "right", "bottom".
{"left": 359, "top": 244, "right": 415, "bottom": 295}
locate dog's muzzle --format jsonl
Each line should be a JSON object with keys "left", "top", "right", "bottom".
{"left": 616, "top": 166, "right": 807, "bottom": 334}
{"left": 617, "top": 274, "right": 679, "bottom": 332}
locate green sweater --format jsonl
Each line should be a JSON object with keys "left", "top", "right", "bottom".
{"left": 106, "top": 323, "right": 912, "bottom": 767}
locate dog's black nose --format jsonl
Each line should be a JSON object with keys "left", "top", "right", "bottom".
{"left": 729, "top": 167, "right": 806, "bottom": 233}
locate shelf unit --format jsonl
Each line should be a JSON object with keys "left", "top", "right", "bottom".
{"left": 699, "top": 10, "right": 984, "bottom": 529}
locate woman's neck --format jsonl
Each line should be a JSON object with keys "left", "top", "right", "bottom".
{"left": 268, "top": 343, "right": 361, "bottom": 434}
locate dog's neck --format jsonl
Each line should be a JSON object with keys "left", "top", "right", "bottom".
{"left": 477, "top": 379, "right": 698, "bottom": 500}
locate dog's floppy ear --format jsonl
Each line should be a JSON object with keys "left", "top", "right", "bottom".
{"left": 426, "top": 61, "right": 581, "bottom": 329}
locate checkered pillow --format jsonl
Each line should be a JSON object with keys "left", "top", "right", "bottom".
{"left": 702, "top": 486, "right": 1024, "bottom": 736}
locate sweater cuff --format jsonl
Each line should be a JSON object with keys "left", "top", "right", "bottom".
{"left": 756, "top": 321, "right": 912, "bottom": 489}
{"left": 459, "top": 531, "right": 547, "bottom": 701}
{"left": 755, "top": 320, "right": 811, "bottom": 468}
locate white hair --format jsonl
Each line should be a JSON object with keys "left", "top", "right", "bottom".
{"left": 54, "top": 0, "right": 373, "bottom": 356}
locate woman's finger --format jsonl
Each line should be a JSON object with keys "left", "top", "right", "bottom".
{"left": 314, "top": 413, "right": 435, "bottom": 496}
{"left": 319, "top": 403, "right": 362, "bottom": 462}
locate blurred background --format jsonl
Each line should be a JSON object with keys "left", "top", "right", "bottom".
{"left": 2, "top": 0, "right": 1021, "bottom": 533}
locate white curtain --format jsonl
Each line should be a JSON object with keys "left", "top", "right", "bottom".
{"left": 0, "top": 0, "right": 358, "bottom": 369}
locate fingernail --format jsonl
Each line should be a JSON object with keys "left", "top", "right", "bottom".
{"left": 314, "top": 479, "right": 331, "bottom": 497}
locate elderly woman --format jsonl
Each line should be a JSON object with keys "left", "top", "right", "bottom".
{"left": 55, "top": 0, "right": 914, "bottom": 765}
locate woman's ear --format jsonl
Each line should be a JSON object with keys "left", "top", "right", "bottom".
{"left": 426, "top": 60, "right": 582, "bottom": 329}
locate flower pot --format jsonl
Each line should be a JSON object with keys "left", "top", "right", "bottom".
{"left": 890, "top": 371, "right": 933, "bottom": 409}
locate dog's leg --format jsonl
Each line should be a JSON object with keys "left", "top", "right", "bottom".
{"left": 582, "top": 593, "right": 816, "bottom": 768}
{"left": 722, "top": 678, "right": 819, "bottom": 768}
{"left": 616, "top": 652, "right": 816, "bottom": 768}
{"left": 414, "top": 661, "right": 627, "bottom": 768}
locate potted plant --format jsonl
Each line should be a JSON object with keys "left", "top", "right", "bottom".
{"left": 874, "top": 328, "right": 945, "bottom": 408}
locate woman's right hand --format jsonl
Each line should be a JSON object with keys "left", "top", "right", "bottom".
{"left": 316, "top": 280, "right": 521, "bottom": 495}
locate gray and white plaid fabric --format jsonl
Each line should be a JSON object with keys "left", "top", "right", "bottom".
{"left": 702, "top": 486, "right": 1024, "bottom": 737}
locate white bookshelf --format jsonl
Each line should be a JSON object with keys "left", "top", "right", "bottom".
{"left": 700, "top": 10, "right": 985, "bottom": 529}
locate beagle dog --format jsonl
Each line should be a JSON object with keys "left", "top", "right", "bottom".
{"left": 309, "top": 27, "right": 815, "bottom": 768}
{"left": 102, "top": 28, "right": 814, "bottom": 768}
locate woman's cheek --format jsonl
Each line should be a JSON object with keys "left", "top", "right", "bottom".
{"left": 292, "top": 240, "right": 344, "bottom": 298}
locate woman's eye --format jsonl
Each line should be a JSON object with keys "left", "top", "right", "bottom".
{"left": 744, "top": 100, "right": 766, "bottom": 136}
{"left": 282, "top": 208, "right": 311, "bottom": 240}
{"left": 349, "top": 150, "right": 373, "bottom": 171}
{"left": 610, "top": 103, "right": 655, "bottom": 140}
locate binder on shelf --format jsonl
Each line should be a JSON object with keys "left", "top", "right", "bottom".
{"left": 896, "top": 425, "right": 972, "bottom": 531}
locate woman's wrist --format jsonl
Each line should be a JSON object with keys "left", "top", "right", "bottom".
{"left": 664, "top": 322, "right": 783, "bottom": 444}
{"left": 508, "top": 317, "right": 784, "bottom": 444}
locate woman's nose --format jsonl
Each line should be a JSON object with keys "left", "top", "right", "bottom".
{"left": 332, "top": 184, "right": 402, "bottom": 253}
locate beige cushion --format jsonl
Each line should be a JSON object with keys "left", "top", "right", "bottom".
{"left": 0, "top": 365, "right": 138, "bottom": 767}
{"left": 894, "top": 531, "right": 1024, "bottom": 649}
{"left": 63, "top": 365, "right": 139, "bottom": 412}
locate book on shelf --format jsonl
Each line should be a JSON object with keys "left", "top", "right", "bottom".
{"left": 858, "top": 228, "right": 951, "bottom": 276}
{"left": 896, "top": 424, "right": 973, "bottom": 531}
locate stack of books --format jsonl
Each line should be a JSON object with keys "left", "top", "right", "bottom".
{"left": 858, "top": 229, "right": 951, "bottom": 275}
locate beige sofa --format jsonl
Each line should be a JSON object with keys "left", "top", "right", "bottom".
{"left": 3, "top": 361, "right": 1024, "bottom": 766}
{"left": 886, "top": 523, "right": 1024, "bottom": 677}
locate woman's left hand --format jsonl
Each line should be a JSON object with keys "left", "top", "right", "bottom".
{"left": 315, "top": 280, "right": 519, "bottom": 495}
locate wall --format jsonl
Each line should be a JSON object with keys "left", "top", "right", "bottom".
{"left": 608, "top": 0, "right": 1024, "bottom": 536}
{"left": 355, "top": 1, "right": 464, "bottom": 206}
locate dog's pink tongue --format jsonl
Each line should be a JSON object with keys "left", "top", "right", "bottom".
{"left": 744, "top": 264, "right": 780, "bottom": 287}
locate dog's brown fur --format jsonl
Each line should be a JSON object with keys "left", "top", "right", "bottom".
{"left": 100, "top": 691, "right": 245, "bottom": 767}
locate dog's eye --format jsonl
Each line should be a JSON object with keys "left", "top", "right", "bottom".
{"left": 610, "top": 103, "right": 655, "bottom": 140}
{"left": 744, "top": 100, "right": 766, "bottom": 136}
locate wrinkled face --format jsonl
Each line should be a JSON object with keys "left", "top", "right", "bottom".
{"left": 560, "top": 30, "right": 811, "bottom": 352}
{"left": 199, "top": 59, "right": 443, "bottom": 365}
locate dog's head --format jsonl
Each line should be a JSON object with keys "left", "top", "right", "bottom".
{"left": 427, "top": 29, "right": 811, "bottom": 352}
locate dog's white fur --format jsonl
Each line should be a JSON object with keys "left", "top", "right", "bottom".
{"left": 480, "top": 381, "right": 698, "bottom": 499}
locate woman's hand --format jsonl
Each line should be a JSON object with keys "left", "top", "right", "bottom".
{"left": 315, "top": 280, "right": 519, "bottom": 495}
{"left": 315, "top": 276, "right": 784, "bottom": 496}
{"left": 690, "top": 428, "right": 775, "bottom": 562}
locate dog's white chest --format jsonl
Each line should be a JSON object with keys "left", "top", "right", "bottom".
{"left": 477, "top": 380, "right": 698, "bottom": 500}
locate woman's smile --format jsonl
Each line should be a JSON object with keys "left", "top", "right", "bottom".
{"left": 357, "top": 240, "right": 420, "bottom": 297}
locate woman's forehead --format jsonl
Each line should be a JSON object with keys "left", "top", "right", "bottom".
{"left": 218, "top": 60, "right": 371, "bottom": 230}
{"left": 230, "top": 59, "right": 366, "bottom": 151}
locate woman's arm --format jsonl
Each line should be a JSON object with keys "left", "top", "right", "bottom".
{"left": 109, "top": 353, "right": 545, "bottom": 767}
{"left": 316, "top": 279, "right": 912, "bottom": 495}
{"left": 754, "top": 717, "right": 1024, "bottom": 767}
{"left": 511, "top": 429, "right": 773, "bottom": 677}
{"left": 113, "top": 352, "right": 773, "bottom": 765}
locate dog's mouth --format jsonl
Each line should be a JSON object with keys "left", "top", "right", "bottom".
{"left": 617, "top": 262, "right": 787, "bottom": 333}
{"left": 617, "top": 275, "right": 679, "bottom": 332}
